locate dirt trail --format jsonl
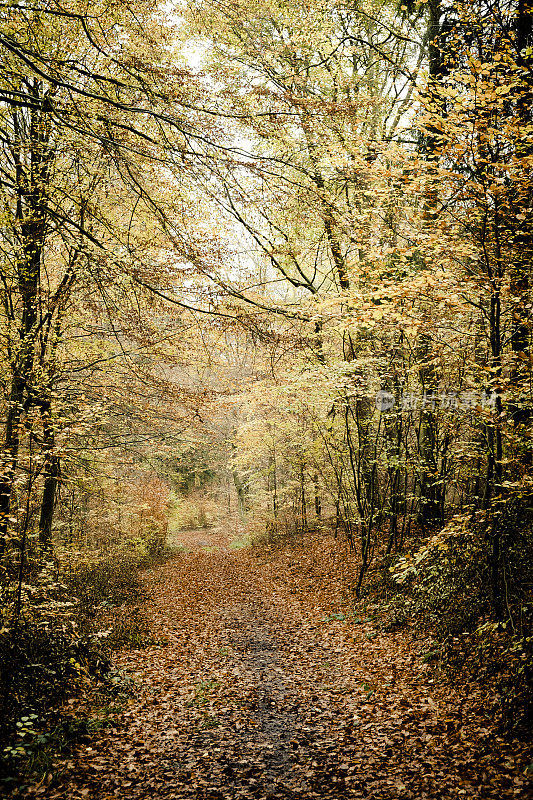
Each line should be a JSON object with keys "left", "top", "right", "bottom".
{"left": 30, "top": 532, "right": 531, "bottom": 800}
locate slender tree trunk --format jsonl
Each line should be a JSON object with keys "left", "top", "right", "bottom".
{"left": 299, "top": 462, "right": 307, "bottom": 532}
{"left": 38, "top": 404, "right": 59, "bottom": 551}
{"left": 508, "top": 1, "right": 532, "bottom": 439}
{"left": 0, "top": 378, "right": 25, "bottom": 553}
{"left": 313, "top": 474, "right": 321, "bottom": 518}
{"left": 232, "top": 469, "right": 247, "bottom": 518}
{"left": 417, "top": 335, "right": 443, "bottom": 525}
{"left": 484, "top": 219, "right": 504, "bottom": 616}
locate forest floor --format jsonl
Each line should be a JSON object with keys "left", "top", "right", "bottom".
{"left": 19, "top": 524, "right": 533, "bottom": 800}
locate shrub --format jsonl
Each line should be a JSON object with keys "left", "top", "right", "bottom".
{"left": 389, "top": 507, "right": 533, "bottom": 733}
{"left": 0, "top": 609, "right": 110, "bottom": 778}
{"left": 0, "top": 545, "right": 161, "bottom": 782}
{"left": 63, "top": 553, "right": 146, "bottom": 618}
{"left": 391, "top": 514, "right": 492, "bottom": 637}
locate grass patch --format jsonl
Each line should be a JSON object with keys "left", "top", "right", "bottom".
{"left": 228, "top": 532, "right": 252, "bottom": 550}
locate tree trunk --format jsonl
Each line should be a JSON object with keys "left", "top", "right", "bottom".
{"left": 38, "top": 405, "right": 59, "bottom": 551}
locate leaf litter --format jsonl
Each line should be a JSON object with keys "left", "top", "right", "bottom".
{"left": 18, "top": 529, "right": 532, "bottom": 800}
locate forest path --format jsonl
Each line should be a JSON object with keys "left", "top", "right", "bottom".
{"left": 37, "top": 532, "right": 529, "bottom": 800}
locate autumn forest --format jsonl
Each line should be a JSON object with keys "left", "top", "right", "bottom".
{"left": 0, "top": 0, "right": 532, "bottom": 797}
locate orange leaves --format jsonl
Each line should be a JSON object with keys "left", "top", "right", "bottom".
{"left": 27, "top": 529, "right": 532, "bottom": 799}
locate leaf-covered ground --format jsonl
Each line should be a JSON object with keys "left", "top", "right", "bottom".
{"left": 21, "top": 528, "right": 532, "bottom": 799}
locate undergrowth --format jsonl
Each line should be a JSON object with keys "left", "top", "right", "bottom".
{"left": 381, "top": 509, "right": 533, "bottom": 738}
{"left": 0, "top": 541, "right": 170, "bottom": 790}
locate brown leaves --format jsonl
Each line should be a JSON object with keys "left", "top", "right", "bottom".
{"left": 20, "top": 533, "right": 533, "bottom": 800}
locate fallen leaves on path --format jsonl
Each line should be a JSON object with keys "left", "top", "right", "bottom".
{"left": 20, "top": 530, "right": 532, "bottom": 800}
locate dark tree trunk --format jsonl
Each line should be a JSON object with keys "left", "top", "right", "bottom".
{"left": 38, "top": 405, "right": 59, "bottom": 551}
